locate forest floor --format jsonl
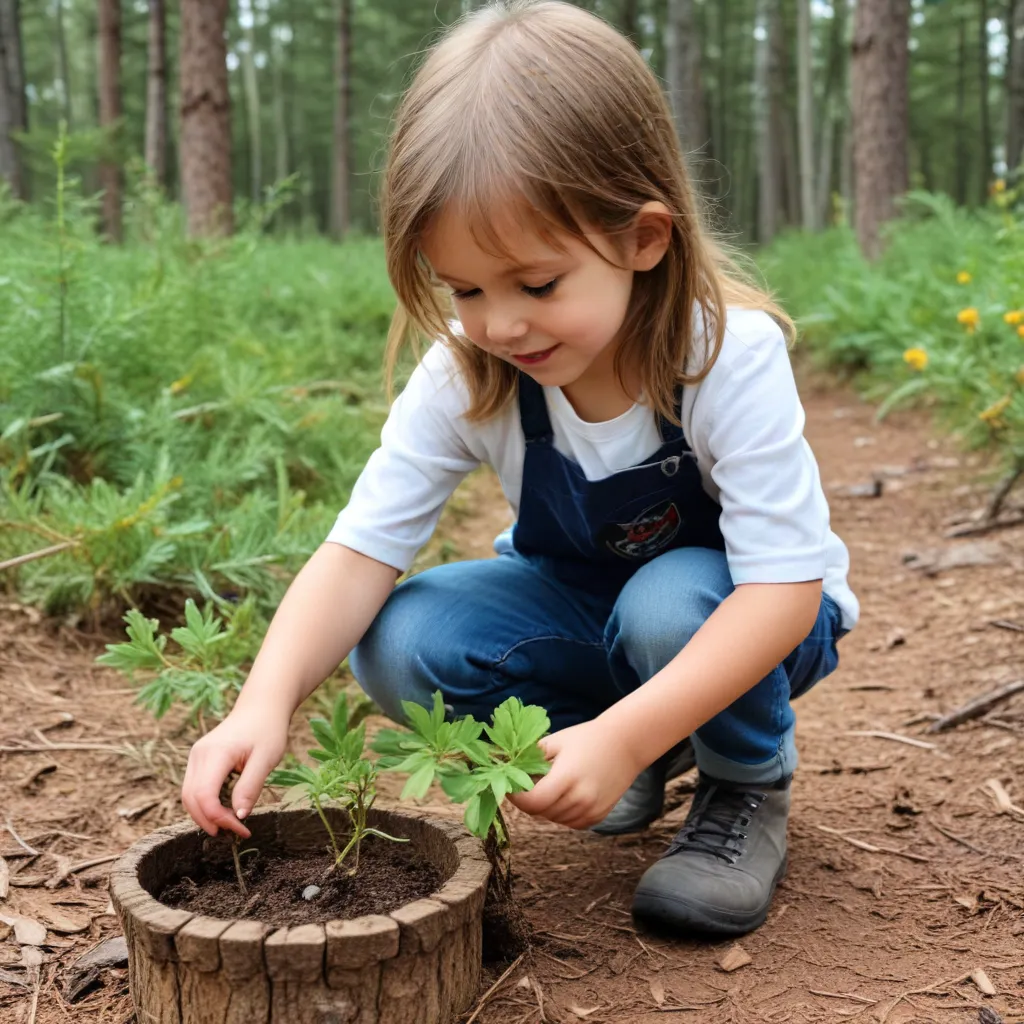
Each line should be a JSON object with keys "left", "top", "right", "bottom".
{"left": 2, "top": 379, "right": 1024, "bottom": 1024}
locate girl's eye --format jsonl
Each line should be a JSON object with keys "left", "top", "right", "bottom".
{"left": 452, "top": 288, "right": 481, "bottom": 301}
{"left": 523, "top": 279, "right": 558, "bottom": 299}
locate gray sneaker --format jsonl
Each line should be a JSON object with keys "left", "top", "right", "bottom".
{"left": 631, "top": 774, "right": 791, "bottom": 935}
{"left": 591, "top": 739, "right": 696, "bottom": 835}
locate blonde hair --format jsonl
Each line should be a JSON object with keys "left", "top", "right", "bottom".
{"left": 381, "top": 0, "right": 793, "bottom": 423}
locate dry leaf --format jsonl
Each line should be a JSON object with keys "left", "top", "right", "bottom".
{"left": 569, "top": 1007, "right": 602, "bottom": 1020}
{"left": 0, "top": 913, "right": 47, "bottom": 946}
{"left": 983, "top": 779, "right": 1024, "bottom": 818}
{"left": 971, "top": 968, "right": 997, "bottom": 996}
{"left": 0, "top": 923, "right": 11, "bottom": 943}
{"left": 0, "top": 856, "right": 8, "bottom": 900}
{"left": 516, "top": 974, "right": 533, "bottom": 989}
{"left": 26, "top": 902, "right": 91, "bottom": 935}
{"left": 953, "top": 895, "right": 978, "bottom": 913}
{"left": 20, "top": 946, "right": 43, "bottom": 968}
{"left": 649, "top": 978, "right": 666, "bottom": 1006}
{"left": 717, "top": 943, "right": 752, "bottom": 973}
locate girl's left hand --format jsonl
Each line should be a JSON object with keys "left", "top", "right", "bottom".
{"left": 507, "top": 719, "right": 647, "bottom": 830}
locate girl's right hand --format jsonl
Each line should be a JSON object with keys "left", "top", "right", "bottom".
{"left": 181, "top": 707, "right": 289, "bottom": 838}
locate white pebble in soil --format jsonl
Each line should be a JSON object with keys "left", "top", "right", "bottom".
{"left": 302, "top": 885, "right": 321, "bottom": 901}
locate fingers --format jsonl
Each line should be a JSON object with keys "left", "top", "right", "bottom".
{"left": 232, "top": 748, "right": 279, "bottom": 821}
{"left": 182, "top": 744, "right": 252, "bottom": 839}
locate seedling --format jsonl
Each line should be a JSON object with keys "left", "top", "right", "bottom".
{"left": 267, "top": 693, "right": 406, "bottom": 876}
{"left": 372, "top": 691, "right": 551, "bottom": 846}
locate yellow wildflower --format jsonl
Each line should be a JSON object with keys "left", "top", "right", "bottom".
{"left": 169, "top": 372, "right": 194, "bottom": 395}
{"left": 956, "top": 271, "right": 972, "bottom": 285}
{"left": 1005, "top": 310, "right": 1024, "bottom": 326}
{"left": 1019, "top": 324, "right": 1024, "bottom": 340}
{"left": 957, "top": 307, "right": 980, "bottom": 332}
{"left": 993, "top": 179, "right": 1006, "bottom": 194}
{"left": 978, "top": 395, "right": 1012, "bottom": 424}
{"left": 903, "top": 348, "right": 928, "bottom": 371}
{"left": 1016, "top": 367, "right": 1024, "bottom": 386}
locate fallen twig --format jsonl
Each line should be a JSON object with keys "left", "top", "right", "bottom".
{"left": 0, "top": 541, "right": 79, "bottom": 573}
{"left": 879, "top": 971, "right": 972, "bottom": 1022}
{"left": 989, "top": 619, "right": 1024, "bottom": 634}
{"left": 844, "top": 730, "right": 937, "bottom": 750}
{"left": 808, "top": 989, "right": 877, "bottom": 1005}
{"left": 926, "top": 818, "right": 990, "bottom": 857}
{"left": 927, "top": 680, "right": 1024, "bottom": 733}
{"left": 814, "top": 825, "right": 930, "bottom": 863}
{"left": 47, "top": 854, "right": 120, "bottom": 888}
{"left": 983, "top": 779, "right": 1024, "bottom": 819}
{"left": 4, "top": 820, "right": 38, "bottom": 856}
{"left": 463, "top": 952, "right": 525, "bottom": 1024}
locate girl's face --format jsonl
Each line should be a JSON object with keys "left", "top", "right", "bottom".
{"left": 423, "top": 204, "right": 670, "bottom": 418}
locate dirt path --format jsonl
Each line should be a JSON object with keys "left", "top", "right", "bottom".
{"left": 2, "top": 384, "right": 1023, "bottom": 1024}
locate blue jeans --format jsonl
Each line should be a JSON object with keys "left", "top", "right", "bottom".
{"left": 351, "top": 546, "right": 846, "bottom": 785}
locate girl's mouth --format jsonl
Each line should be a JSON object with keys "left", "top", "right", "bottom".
{"left": 512, "top": 345, "right": 559, "bottom": 366}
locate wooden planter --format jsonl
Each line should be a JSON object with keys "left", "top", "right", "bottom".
{"left": 109, "top": 807, "right": 490, "bottom": 1024}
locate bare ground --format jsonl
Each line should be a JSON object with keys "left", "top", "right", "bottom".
{"left": 2, "top": 384, "right": 1024, "bottom": 1024}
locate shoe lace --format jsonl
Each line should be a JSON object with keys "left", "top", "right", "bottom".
{"left": 665, "top": 780, "right": 767, "bottom": 864}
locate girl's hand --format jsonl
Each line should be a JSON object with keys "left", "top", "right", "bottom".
{"left": 181, "top": 707, "right": 289, "bottom": 838}
{"left": 507, "top": 719, "right": 647, "bottom": 830}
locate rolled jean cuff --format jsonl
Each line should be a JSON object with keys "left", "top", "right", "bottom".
{"left": 691, "top": 729, "right": 798, "bottom": 785}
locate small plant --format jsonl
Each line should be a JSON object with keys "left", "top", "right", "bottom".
{"left": 372, "top": 691, "right": 551, "bottom": 845}
{"left": 267, "top": 693, "right": 407, "bottom": 876}
{"left": 97, "top": 597, "right": 258, "bottom": 730}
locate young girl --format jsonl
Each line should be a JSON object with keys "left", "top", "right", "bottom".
{"left": 182, "top": 0, "right": 857, "bottom": 937}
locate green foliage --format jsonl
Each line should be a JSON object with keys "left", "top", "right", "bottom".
{"left": 1, "top": 140, "right": 395, "bottom": 633}
{"left": 268, "top": 692, "right": 406, "bottom": 874}
{"left": 96, "top": 598, "right": 259, "bottom": 725}
{"left": 372, "top": 692, "right": 552, "bottom": 842}
{"left": 761, "top": 185, "right": 1024, "bottom": 482}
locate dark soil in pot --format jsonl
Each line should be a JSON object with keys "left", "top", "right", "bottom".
{"left": 159, "top": 838, "right": 443, "bottom": 927}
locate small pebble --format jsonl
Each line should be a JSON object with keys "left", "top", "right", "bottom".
{"left": 302, "top": 885, "right": 321, "bottom": 901}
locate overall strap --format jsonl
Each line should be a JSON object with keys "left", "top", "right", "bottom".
{"left": 517, "top": 372, "right": 554, "bottom": 443}
{"left": 656, "top": 386, "right": 686, "bottom": 443}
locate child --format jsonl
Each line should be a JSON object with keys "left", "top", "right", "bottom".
{"left": 181, "top": 0, "right": 857, "bottom": 937}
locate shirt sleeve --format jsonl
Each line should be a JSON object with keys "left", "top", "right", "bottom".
{"left": 325, "top": 346, "right": 481, "bottom": 571}
{"left": 698, "top": 317, "right": 830, "bottom": 585}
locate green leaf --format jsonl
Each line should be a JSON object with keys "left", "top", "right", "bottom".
{"left": 503, "top": 764, "right": 535, "bottom": 792}
{"left": 464, "top": 789, "right": 498, "bottom": 839}
{"left": 440, "top": 770, "right": 487, "bottom": 803}
{"left": 509, "top": 749, "right": 551, "bottom": 779}
{"left": 339, "top": 722, "right": 365, "bottom": 765}
{"left": 401, "top": 760, "right": 437, "bottom": 800}
{"left": 308, "top": 748, "right": 334, "bottom": 763}
{"left": 331, "top": 692, "right": 349, "bottom": 740}
{"left": 309, "top": 717, "right": 339, "bottom": 755}
{"left": 402, "top": 699, "right": 437, "bottom": 743}
{"left": 371, "top": 727, "right": 420, "bottom": 758}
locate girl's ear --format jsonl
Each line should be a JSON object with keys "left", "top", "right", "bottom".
{"left": 630, "top": 202, "right": 673, "bottom": 272}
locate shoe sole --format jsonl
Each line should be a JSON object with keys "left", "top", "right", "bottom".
{"left": 631, "top": 855, "right": 789, "bottom": 937}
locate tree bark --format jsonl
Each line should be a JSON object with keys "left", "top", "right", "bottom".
{"left": 851, "top": 0, "right": 910, "bottom": 260}
{"left": 955, "top": 12, "right": 968, "bottom": 204}
{"left": 978, "top": 0, "right": 992, "bottom": 201}
{"left": 1007, "top": 0, "right": 1024, "bottom": 174}
{"left": 55, "top": 0, "right": 73, "bottom": 129}
{"left": 145, "top": 0, "right": 168, "bottom": 187}
{"left": 98, "top": 0, "right": 123, "bottom": 242}
{"left": 0, "top": 0, "right": 24, "bottom": 198}
{"left": 329, "top": 0, "right": 351, "bottom": 240}
{"left": 815, "top": 0, "right": 848, "bottom": 227}
{"left": 665, "top": 0, "right": 708, "bottom": 163}
{"left": 272, "top": 28, "right": 289, "bottom": 186}
{"left": 797, "top": 0, "right": 816, "bottom": 230}
{"left": 240, "top": 0, "right": 262, "bottom": 204}
{"left": 180, "top": 0, "right": 233, "bottom": 237}
{"left": 755, "top": 0, "right": 781, "bottom": 243}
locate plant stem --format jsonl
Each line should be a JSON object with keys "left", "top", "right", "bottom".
{"left": 232, "top": 835, "right": 248, "bottom": 896}
{"left": 312, "top": 795, "right": 341, "bottom": 863}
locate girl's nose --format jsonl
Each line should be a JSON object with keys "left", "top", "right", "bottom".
{"left": 486, "top": 307, "right": 529, "bottom": 345}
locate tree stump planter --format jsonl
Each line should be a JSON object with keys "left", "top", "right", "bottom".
{"left": 109, "top": 807, "right": 491, "bottom": 1024}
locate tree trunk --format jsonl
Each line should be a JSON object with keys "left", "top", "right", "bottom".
{"left": 272, "top": 29, "right": 289, "bottom": 186}
{"left": 329, "top": 0, "right": 351, "bottom": 240}
{"left": 815, "top": 0, "right": 848, "bottom": 227}
{"left": 955, "top": 12, "right": 968, "bottom": 204}
{"left": 851, "top": 0, "right": 910, "bottom": 260}
{"left": 1007, "top": 0, "right": 1024, "bottom": 174}
{"left": 180, "top": 0, "right": 233, "bottom": 237}
{"left": 240, "top": 0, "right": 262, "bottom": 204}
{"left": 978, "top": 0, "right": 992, "bottom": 201}
{"left": 796, "top": 0, "right": 816, "bottom": 230}
{"left": 55, "top": 0, "right": 73, "bottom": 128}
{"left": 98, "top": 0, "right": 123, "bottom": 242}
{"left": 145, "top": 0, "right": 168, "bottom": 187}
{"left": 755, "top": 0, "right": 781, "bottom": 243}
{"left": 665, "top": 0, "right": 708, "bottom": 163}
